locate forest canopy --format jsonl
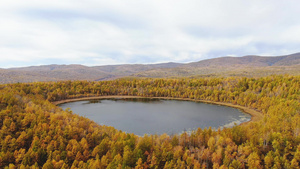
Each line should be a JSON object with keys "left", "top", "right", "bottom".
{"left": 0, "top": 75, "right": 299, "bottom": 168}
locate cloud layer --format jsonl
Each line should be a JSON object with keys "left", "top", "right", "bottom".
{"left": 1, "top": 0, "right": 300, "bottom": 68}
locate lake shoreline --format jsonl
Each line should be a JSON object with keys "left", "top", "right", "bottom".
{"left": 53, "top": 95, "right": 263, "bottom": 126}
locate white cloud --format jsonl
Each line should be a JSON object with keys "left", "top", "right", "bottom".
{"left": 0, "top": 0, "right": 300, "bottom": 68}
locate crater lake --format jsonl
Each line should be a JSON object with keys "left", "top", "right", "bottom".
{"left": 59, "top": 98, "right": 251, "bottom": 135}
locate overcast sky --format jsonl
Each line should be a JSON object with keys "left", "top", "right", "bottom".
{"left": 1, "top": 0, "right": 300, "bottom": 68}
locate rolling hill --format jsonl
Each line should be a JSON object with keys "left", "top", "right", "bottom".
{"left": 185, "top": 52, "right": 300, "bottom": 67}
{"left": 135, "top": 53, "right": 300, "bottom": 78}
{"left": 0, "top": 53, "right": 299, "bottom": 83}
{"left": 0, "top": 62, "right": 182, "bottom": 83}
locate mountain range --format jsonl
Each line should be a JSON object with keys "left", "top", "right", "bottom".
{"left": 1, "top": 53, "right": 299, "bottom": 84}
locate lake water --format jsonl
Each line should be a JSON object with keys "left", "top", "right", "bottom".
{"left": 59, "top": 98, "right": 251, "bottom": 135}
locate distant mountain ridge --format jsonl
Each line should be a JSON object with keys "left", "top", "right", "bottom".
{"left": 0, "top": 62, "right": 183, "bottom": 83}
{"left": 136, "top": 53, "right": 300, "bottom": 78}
{"left": 1, "top": 53, "right": 299, "bottom": 83}
{"left": 185, "top": 53, "right": 300, "bottom": 67}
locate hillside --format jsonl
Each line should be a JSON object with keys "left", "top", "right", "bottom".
{"left": 136, "top": 53, "right": 300, "bottom": 78}
{"left": 0, "top": 65, "right": 110, "bottom": 84}
{"left": 0, "top": 63, "right": 181, "bottom": 84}
{"left": 92, "top": 62, "right": 182, "bottom": 80}
{"left": 185, "top": 52, "right": 300, "bottom": 67}
{"left": 0, "top": 53, "right": 299, "bottom": 83}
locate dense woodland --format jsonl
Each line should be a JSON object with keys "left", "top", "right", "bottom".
{"left": 0, "top": 75, "right": 299, "bottom": 168}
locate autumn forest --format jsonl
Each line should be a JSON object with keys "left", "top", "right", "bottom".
{"left": 0, "top": 75, "right": 300, "bottom": 168}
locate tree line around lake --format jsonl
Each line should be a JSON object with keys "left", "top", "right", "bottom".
{"left": 0, "top": 75, "right": 299, "bottom": 168}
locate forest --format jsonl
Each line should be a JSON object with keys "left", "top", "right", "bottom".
{"left": 0, "top": 75, "right": 299, "bottom": 168}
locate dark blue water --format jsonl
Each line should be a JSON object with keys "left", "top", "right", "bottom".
{"left": 59, "top": 98, "right": 251, "bottom": 135}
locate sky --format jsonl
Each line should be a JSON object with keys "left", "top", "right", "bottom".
{"left": 1, "top": 0, "right": 300, "bottom": 68}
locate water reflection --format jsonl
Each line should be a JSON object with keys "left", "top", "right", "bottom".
{"left": 59, "top": 98, "right": 251, "bottom": 135}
